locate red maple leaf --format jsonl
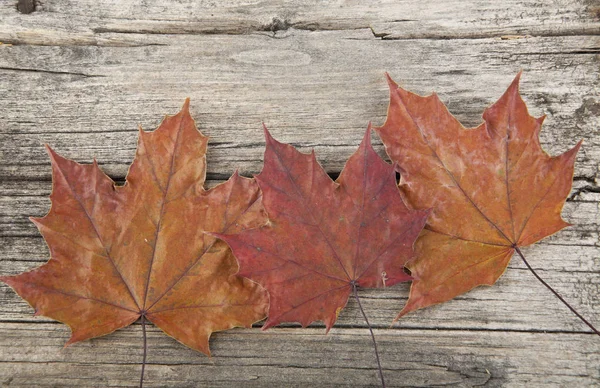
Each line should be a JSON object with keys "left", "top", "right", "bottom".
{"left": 218, "top": 127, "right": 428, "bottom": 330}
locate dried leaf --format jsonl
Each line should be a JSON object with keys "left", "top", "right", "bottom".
{"left": 218, "top": 127, "right": 428, "bottom": 330}
{"left": 375, "top": 73, "right": 581, "bottom": 317}
{"left": 1, "top": 100, "right": 268, "bottom": 354}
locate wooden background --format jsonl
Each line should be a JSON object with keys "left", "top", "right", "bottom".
{"left": 1, "top": 0, "right": 599, "bottom": 386}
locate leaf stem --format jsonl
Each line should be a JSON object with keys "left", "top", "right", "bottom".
{"left": 351, "top": 282, "right": 386, "bottom": 387}
{"left": 515, "top": 246, "right": 599, "bottom": 336}
{"left": 140, "top": 313, "right": 148, "bottom": 388}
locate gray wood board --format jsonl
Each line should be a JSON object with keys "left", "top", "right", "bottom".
{"left": 1, "top": 0, "right": 599, "bottom": 386}
{"left": 1, "top": 32, "right": 598, "bottom": 180}
{"left": 1, "top": 0, "right": 599, "bottom": 41}
{"left": 0, "top": 324, "right": 599, "bottom": 387}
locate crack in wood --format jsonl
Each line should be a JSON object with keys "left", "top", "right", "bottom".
{"left": 0, "top": 66, "right": 104, "bottom": 78}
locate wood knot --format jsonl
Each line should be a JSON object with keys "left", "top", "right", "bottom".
{"left": 17, "top": 0, "right": 36, "bottom": 14}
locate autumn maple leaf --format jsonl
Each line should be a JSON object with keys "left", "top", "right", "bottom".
{"left": 375, "top": 73, "right": 584, "bottom": 321}
{"left": 0, "top": 100, "right": 269, "bottom": 375}
{"left": 217, "top": 127, "right": 429, "bottom": 330}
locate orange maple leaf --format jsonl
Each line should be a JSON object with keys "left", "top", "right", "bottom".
{"left": 375, "top": 73, "right": 581, "bottom": 318}
{"left": 1, "top": 100, "right": 268, "bottom": 356}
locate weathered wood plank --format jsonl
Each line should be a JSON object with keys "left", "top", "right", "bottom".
{"left": 1, "top": 32, "right": 598, "bottom": 180}
{"left": 1, "top": 0, "right": 598, "bottom": 44}
{"left": 0, "top": 324, "right": 598, "bottom": 387}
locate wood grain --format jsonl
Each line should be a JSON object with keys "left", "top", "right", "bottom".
{"left": 0, "top": 324, "right": 599, "bottom": 387}
{"left": 1, "top": 32, "right": 597, "bottom": 180}
{"left": 1, "top": 0, "right": 599, "bottom": 386}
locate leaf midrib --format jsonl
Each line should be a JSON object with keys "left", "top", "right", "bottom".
{"left": 141, "top": 116, "right": 186, "bottom": 311}
{"left": 267, "top": 142, "right": 354, "bottom": 282}
{"left": 393, "top": 88, "right": 513, "bottom": 246}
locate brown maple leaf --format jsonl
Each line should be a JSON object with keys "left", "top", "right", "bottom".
{"left": 375, "top": 73, "right": 583, "bottom": 319}
{"left": 217, "top": 127, "right": 429, "bottom": 331}
{"left": 0, "top": 100, "right": 269, "bottom": 359}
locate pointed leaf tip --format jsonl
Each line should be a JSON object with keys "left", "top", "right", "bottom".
{"left": 508, "top": 71, "right": 522, "bottom": 94}
{"left": 384, "top": 72, "right": 399, "bottom": 90}
{"left": 573, "top": 139, "right": 583, "bottom": 155}
{"left": 515, "top": 69, "right": 523, "bottom": 80}
{"left": 44, "top": 144, "right": 56, "bottom": 157}
{"left": 362, "top": 124, "right": 373, "bottom": 147}
{"left": 262, "top": 123, "right": 279, "bottom": 148}
{"left": 262, "top": 123, "right": 271, "bottom": 139}
{"left": 181, "top": 97, "right": 191, "bottom": 112}
{"left": 537, "top": 115, "right": 546, "bottom": 125}
{"left": 44, "top": 144, "right": 67, "bottom": 166}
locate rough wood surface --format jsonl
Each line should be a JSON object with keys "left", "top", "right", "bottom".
{"left": 1, "top": 0, "right": 599, "bottom": 386}
{"left": 1, "top": 325, "right": 599, "bottom": 387}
